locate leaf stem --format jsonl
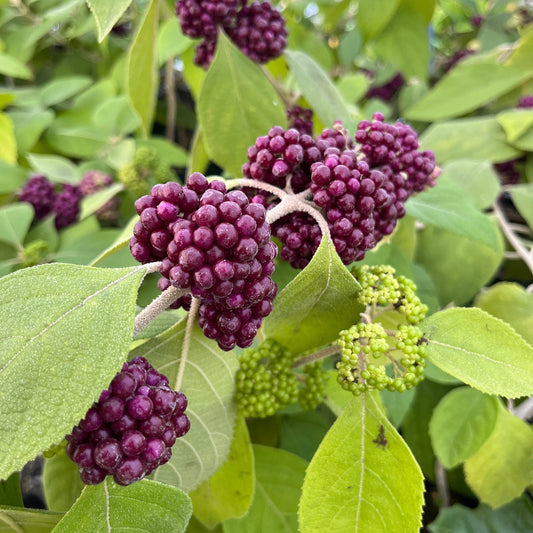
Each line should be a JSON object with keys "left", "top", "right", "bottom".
{"left": 175, "top": 296, "right": 200, "bottom": 390}
{"left": 292, "top": 344, "right": 340, "bottom": 368}
{"left": 493, "top": 200, "right": 533, "bottom": 276}
{"left": 133, "top": 285, "right": 187, "bottom": 338}
{"left": 165, "top": 58, "right": 177, "bottom": 142}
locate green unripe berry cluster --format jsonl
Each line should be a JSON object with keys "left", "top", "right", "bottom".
{"left": 351, "top": 264, "right": 428, "bottom": 325}
{"left": 335, "top": 273, "right": 429, "bottom": 395}
{"left": 298, "top": 361, "right": 327, "bottom": 411}
{"left": 119, "top": 147, "right": 174, "bottom": 198}
{"left": 236, "top": 339, "right": 298, "bottom": 418}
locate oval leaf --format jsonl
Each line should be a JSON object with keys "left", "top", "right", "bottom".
{"left": 0, "top": 264, "right": 146, "bottom": 480}
{"left": 429, "top": 387, "right": 500, "bottom": 469}
{"left": 406, "top": 179, "right": 499, "bottom": 249}
{"left": 464, "top": 405, "right": 533, "bottom": 508}
{"left": 421, "top": 307, "right": 533, "bottom": 398}
{"left": 52, "top": 478, "right": 192, "bottom": 533}
{"left": 299, "top": 393, "right": 424, "bottom": 533}
{"left": 198, "top": 32, "right": 286, "bottom": 176}
{"left": 43, "top": 452, "right": 85, "bottom": 512}
{"left": 263, "top": 236, "right": 363, "bottom": 354}
{"left": 130, "top": 321, "right": 238, "bottom": 493}
{"left": 223, "top": 445, "right": 307, "bottom": 533}
{"left": 0, "top": 203, "right": 34, "bottom": 248}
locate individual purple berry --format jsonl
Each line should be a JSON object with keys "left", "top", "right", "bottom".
{"left": 65, "top": 357, "right": 190, "bottom": 486}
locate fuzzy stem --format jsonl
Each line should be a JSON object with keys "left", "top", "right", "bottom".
{"left": 175, "top": 296, "right": 200, "bottom": 390}
{"left": 133, "top": 286, "right": 187, "bottom": 338}
{"left": 493, "top": 200, "right": 533, "bottom": 276}
{"left": 293, "top": 345, "right": 340, "bottom": 369}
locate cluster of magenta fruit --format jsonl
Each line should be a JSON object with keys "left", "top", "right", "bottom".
{"left": 19, "top": 171, "right": 120, "bottom": 229}
{"left": 65, "top": 357, "right": 190, "bottom": 486}
{"left": 19, "top": 176, "right": 82, "bottom": 230}
{"left": 175, "top": 0, "right": 287, "bottom": 67}
{"left": 242, "top": 112, "right": 438, "bottom": 268}
{"left": 129, "top": 173, "right": 277, "bottom": 351}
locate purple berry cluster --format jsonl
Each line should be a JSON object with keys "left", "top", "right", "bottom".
{"left": 228, "top": 2, "right": 287, "bottom": 64}
{"left": 66, "top": 357, "right": 190, "bottom": 486}
{"left": 19, "top": 175, "right": 81, "bottom": 230}
{"left": 175, "top": 0, "right": 287, "bottom": 68}
{"left": 129, "top": 173, "right": 277, "bottom": 351}
{"left": 518, "top": 95, "right": 533, "bottom": 108}
{"left": 286, "top": 105, "right": 313, "bottom": 136}
{"left": 243, "top": 113, "right": 438, "bottom": 269}
{"left": 79, "top": 170, "right": 121, "bottom": 224}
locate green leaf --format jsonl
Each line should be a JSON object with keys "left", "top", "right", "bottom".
{"left": 475, "top": 282, "right": 533, "bottom": 346}
{"left": 0, "top": 114, "right": 16, "bottom": 165}
{"left": 336, "top": 73, "right": 369, "bottom": 103}
{"left": 511, "top": 124, "right": 533, "bottom": 151}
{"left": 429, "top": 387, "right": 499, "bottom": 469}
{"left": 158, "top": 18, "right": 192, "bottom": 64}
{"left": 45, "top": 121, "right": 108, "bottom": 159}
{"left": 39, "top": 76, "right": 92, "bottom": 107}
{"left": 401, "top": 0, "right": 436, "bottom": 22}
{"left": 419, "top": 116, "right": 521, "bottom": 164}
{"left": 86, "top": 0, "right": 133, "bottom": 42}
{"left": 90, "top": 216, "right": 137, "bottom": 267}
{"left": 280, "top": 409, "right": 333, "bottom": 461}
{"left": 223, "top": 445, "right": 307, "bottom": 533}
{"left": 0, "top": 507, "right": 62, "bottom": 532}
{"left": 0, "top": 52, "right": 33, "bottom": 80}
{"left": 43, "top": 452, "right": 84, "bottom": 512}
{"left": 55, "top": 227, "right": 123, "bottom": 265}
{"left": 509, "top": 183, "right": 533, "bottom": 230}
{"left": 188, "top": 127, "right": 209, "bottom": 175}
{"left": 93, "top": 95, "right": 141, "bottom": 136}
{"left": 0, "top": 203, "right": 34, "bottom": 248}
{"left": 198, "top": 32, "right": 286, "bottom": 176}
{"left": 424, "top": 360, "right": 462, "bottom": 385}
{"left": 53, "top": 479, "right": 192, "bottom": 532}
{"left": 405, "top": 179, "right": 499, "bottom": 249}
{"left": 130, "top": 321, "right": 238, "bottom": 493}
{"left": 0, "top": 160, "right": 28, "bottom": 194}
{"left": 0, "top": 473, "right": 23, "bottom": 507}
{"left": 127, "top": 0, "right": 159, "bottom": 136}
{"left": 263, "top": 236, "right": 363, "bottom": 354}
{"left": 405, "top": 58, "right": 533, "bottom": 121}
{"left": 415, "top": 224, "right": 504, "bottom": 306}
{"left": 284, "top": 50, "right": 357, "bottom": 132}
{"left": 380, "top": 386, "right": 416, "bottom": 428}
{"left": 373, "top": 8, "right": 429, "bottom": 79}
{"left": 0, "top": 264, "right": 146, "bottom": 479}
{"left": 421, "top": 307, "right": 533, "bottom": 398}
{"left": 497, "top": 109, "right": 533, "bottom": 143}
{"left": 402, "top": 380, "right": 455, "bottom": 480}
{"left": 357, "top": 0, "right": 399, "bottom": 40}
{"left": 428, "top": 496, "right": 533, "bottom": 533}
{"left": 7, "top": 110, "right": 55, "bottom": 154}
{"left": 464, "top": 405, "right": 533, "bottom": 508}
{"left": 27, "top": 153, "right": 81, "bottom": 184}
{"left": 439, "top": 160, "right": 500, "bottom": 211}
{"left": 299, "top": 393, "right": 424, "bottom": 533}
{"left": 190, "top": 417, "right": 254, "bottom": 529}
{"left": 79, "top": 183, "right": 123, "bottom": 221}
{"left": 322, "top": 370, "right": 353, "bottom": 417}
